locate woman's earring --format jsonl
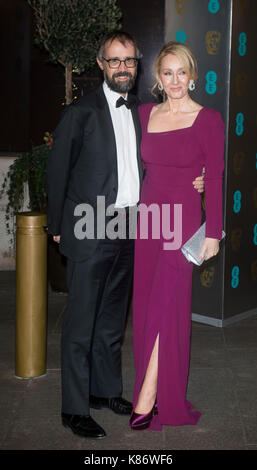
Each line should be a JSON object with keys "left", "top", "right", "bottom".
{"left": 158, "top": 81, "right": 164, "bottom": 92}
{"left": 189, "top": 79, "right": 195, "bottom": 91}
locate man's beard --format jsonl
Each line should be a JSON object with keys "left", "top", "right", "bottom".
{"left": 104, "top": 70, "right": 136, "bottom": 93}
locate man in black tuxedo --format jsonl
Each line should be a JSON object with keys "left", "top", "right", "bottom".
{"left": 46, "top": 31, "right": 204, "bottom": 439}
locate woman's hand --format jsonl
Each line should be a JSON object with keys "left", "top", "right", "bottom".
{"left": 192, "top": 167, "right": 205, "bottom": 193}
{"left": 199, "top": 237, "right": 219, "bottom": 262}
{"left": 53, "top": 235, "right": 60, "bottom": 243}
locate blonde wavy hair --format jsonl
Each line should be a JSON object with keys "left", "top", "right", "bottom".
{"left": 152, "top": 41, "right": 198, "bottom": 96}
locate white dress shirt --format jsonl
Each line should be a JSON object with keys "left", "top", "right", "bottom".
{"left": 103, "top": 81, "right": 140, "bottom": 208}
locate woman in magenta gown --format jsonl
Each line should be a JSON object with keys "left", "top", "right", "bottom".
{"left": 130, "top": 42, "right": 225, "bottom": 430}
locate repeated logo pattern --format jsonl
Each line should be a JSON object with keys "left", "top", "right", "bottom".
{"left": 170, "top": 0, "right": 257, "bottom": 315}
{"left": 235, "top": 112, "right": 244, "bottom": 136}
{"left": 208, "top": 0, "right": 220, "bottom": 14}
{"left": 233, "top": 190, "right": 242, "bottom": 214}
{"left": 175, "top": 0, "right": 189, "bottom": 15}
{"left": 231, "top": 266, "right": 240, "bottom": 288}
{"left": 205, "top": 31, "right": 221, "bottom": 55}
{"left": 175, "top": 30, "right": 187, "bottom": 43}
{"left": 238, "top": 32, "right": 247, "bottom": 56}
{"left": 200, "top": 267, "right": 215, "bottom": 288}
{"left": 205, "top": 71, "right": 217, "bottom": 95}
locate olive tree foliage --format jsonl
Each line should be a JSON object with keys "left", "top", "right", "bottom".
{"left": 28, "top": 0, "right": 122, "bottom": 104}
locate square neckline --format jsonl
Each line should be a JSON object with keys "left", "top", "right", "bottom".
{"left": 146, "top": 105, "right": 205, "bottom": 134}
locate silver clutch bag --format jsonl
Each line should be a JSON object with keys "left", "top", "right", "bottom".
{"left": 181, "top": 222, "right": 226, "bottom": 266}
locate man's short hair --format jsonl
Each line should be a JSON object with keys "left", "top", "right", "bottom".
{"left": 97, "top": 30, "right": 142, "bottom": 61}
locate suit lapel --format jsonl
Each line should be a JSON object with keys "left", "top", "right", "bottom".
{"left": 95, "top": 85, "right": 118, "bottom": 186}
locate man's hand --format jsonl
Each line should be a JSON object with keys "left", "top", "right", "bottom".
{"left": 53, "top": 235, "right": 60, "bottom": 243}
{"left": 199, "top": 237, "right": 219, "bottom": 262}
{"left": 193, "top": 167, "right": 205, "bottom": 193}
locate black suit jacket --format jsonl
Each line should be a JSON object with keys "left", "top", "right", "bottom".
{"left": 46, "top": 85, "right": 144, "bottom": 261}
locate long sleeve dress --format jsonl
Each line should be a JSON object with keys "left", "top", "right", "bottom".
{"left": 131, "top": 104, "right": 225, "bottom": 430}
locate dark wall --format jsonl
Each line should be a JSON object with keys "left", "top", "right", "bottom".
{"left": 1, "top": 0, "right": 165, "bottom": 152}
{"left": 1, "top": 0, "right": 30, "bottom": 152}
{"left": 118, "top": 0, "right": 165, "bottom": 104}
{"left": 223, "top": 0, "right": 257, "bottom": 318}
{"left": 165, "top": 0, "right": 257, "bottom": 323}
{"left": 29, "top": 23, "right": 64, "bottom": 148}
{"left": 1, "top": 0, "right": 65, "bottom": 152}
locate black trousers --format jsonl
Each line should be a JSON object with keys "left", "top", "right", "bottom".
{"left": 61, "top": 210, "right": 135, "bottom": 415}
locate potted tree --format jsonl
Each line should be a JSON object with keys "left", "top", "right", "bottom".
{"left": 2, "top": 0, "right": 122, "bottom": 291}
{"left": 28, "top": 0, "right": 122, "bottom": 104}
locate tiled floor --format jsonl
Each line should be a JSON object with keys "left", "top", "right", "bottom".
{"left": 1, "top": 271, "right": 257, "bottom": 450}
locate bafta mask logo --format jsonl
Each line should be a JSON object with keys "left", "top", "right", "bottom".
{"left": 231, "top": 228, "right": 242, "bottom": 251}
{"left": 251, "top": 260, "right": 257, "bottom": 281}
{"left": 175, "top": 0, "right": 189, "bottom": 14}
{"left": 205, "top": 31, "right": 221, "bottom": 55}
{"left": 236, "top": 73, "right": 247, "bottom": 96}
{"left": 233, "top": 152, "right": 245, "bottom": 175}
{"left": 200, "top": 267, "right": 215, "bottom": 287}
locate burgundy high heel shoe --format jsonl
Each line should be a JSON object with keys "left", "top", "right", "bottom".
{"left": 129, "top": 400, "right": 158, "bottom": 430}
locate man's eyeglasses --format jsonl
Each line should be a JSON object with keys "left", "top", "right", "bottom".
{"left": 103, "top": 57, "right": 138, "bottom": 69}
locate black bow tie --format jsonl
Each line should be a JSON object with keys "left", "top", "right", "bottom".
{"left": 116, "top": 95, "right": 137, "bottom": 109}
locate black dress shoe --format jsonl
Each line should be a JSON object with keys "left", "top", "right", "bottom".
{"left": 62, "top": 413, "right": 106, "bottom": 439}
{"left": 89, "top": 395, "right": 133, "bottom": 415}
